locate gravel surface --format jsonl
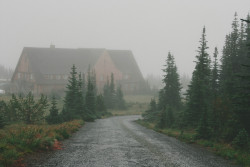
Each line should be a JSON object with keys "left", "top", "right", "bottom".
{"left": 26, "top": 115, "right": 239, "bottom": 167}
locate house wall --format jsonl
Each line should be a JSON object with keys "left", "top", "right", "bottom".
{"left": 94, "top": 51, "right": 123, "bottom": 92}
{"left": 12, "top": 54, "right": 34, "bottom": 82}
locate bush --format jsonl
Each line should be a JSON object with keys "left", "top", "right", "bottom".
{"left": 232, "top": 129, "right": 249, "bottom": 150}
{"left": 0, "top": 120, "right": 84, "bottom": 166}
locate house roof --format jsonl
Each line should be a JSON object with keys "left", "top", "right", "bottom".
{"left": 107, "top": 50, "right": 144, "bottom": 82}
{"left": 13, "top": 47, "right": 144, "bottom": 84}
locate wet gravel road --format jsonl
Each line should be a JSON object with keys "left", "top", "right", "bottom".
{"left": 26, "top": 115, "right": 238, "bottom": 167}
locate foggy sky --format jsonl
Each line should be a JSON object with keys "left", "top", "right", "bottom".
{"left": 0, "top": 0, "right": 250, "bottom": 77}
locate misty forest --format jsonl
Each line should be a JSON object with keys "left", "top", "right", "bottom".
{"left": 0, "top": 6, "right": 250, "bottom": 167}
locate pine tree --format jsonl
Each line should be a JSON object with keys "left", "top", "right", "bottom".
{"left": 0, "top": 101, "right": 6, "bottom": 128}
{"left": 157, "top": 109, "right": 167, "bottom": 129}
{"left": 6, "top": 94, "right": 20, "bottom": 122}
{"left": 109, "top": 73, "right": 116, "bottom": 109}
{"left": 46, "top": 95, "right": 60, "bottom": 124}
{"left": 166, "top": 106, "right": 174, "bottom": 128}
{"left": 85, "top": 67, "right": 96, "bottom": 121}
{"left": 18, "top": 92, "right": 48, "bottom": 124}
{"left": 103, "top": 73, "right": 117, "bottom": 109}
{"left": 185, "top": 27, "right": 211, "bottom": 128}
{"left": 233, "top": 14, "right": 250, "bottom": 134}
{"left": 96, "top": 94, "right": 109, "bottom": 118}
{"left": 210, "top": 47, "right": 221, "bottom": 135}
{"left": 162, "top": 52, "right": 182, "bottom": 110}
{"left": 219, "top": 13, "right": 243, "bottom": 140}
{"left": 115, "top": 85, "right": 126, "bottom": 110}
{"left": 76, "top": 73, "right": 85, "bottom": 118}
{"left": 142, "top": 98, "right": 157, "bottom": 122}
{"left": 63, "top": 64, "right": 79, "bottom": 121}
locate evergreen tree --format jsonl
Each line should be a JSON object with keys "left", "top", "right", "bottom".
{"left": 0, "top": 101, "right": 6, "bottom": 128}
{"left": 210, "top": 47, "right": 221, "bottom": 135}
{"left": 162, "top": 52, "right": 182, "bottom": 110}
{"left": 157, "top": 109, "right": 167, "bottom": 129}
{"left": 18, "top": 92, "right": 48, "bottom": 124}
{"left": 103, "top": 77, "right": 110, "bottom": 108}
{"left": 109, "top": 73, "right": 116, "bottom": 109}
{"left": 219, "top": 13, "right": 243, "bottom": 140}
{"left": 103, "top": 73, "right": 117, "bottom": 109}
{"left": 76, "top": 73, "right": 85, "bottom": 118}
{"left": 6, "top": 94, "right": 20, "bottom": 122}
{"left": 185, "top": 27, "right": 211, "bottom": 128}
{"left": 196, "top": 110, "right": 211, "bottom": 139}
{"left": 63, "top": 64, "right": 79, "bottom": 121}
{"left": 115, "top": 85, "right": 126, "bottom": 110}
{"left": 233, "top": 15, "right": 250, "bottom": 134}
{"left": 166, "top": 106, "right": 174, "bottom": 128}
{"left": 85, "top": 67, "right": 96, "bottom": 121}
{"left": 142, "top": 98, "right": 158, "bottom": 122}
{"left": 96, "top": 94, "right": 109, "bottom": 118}
{"left": 46, "top": 95, "right": 60, "bottom": 124}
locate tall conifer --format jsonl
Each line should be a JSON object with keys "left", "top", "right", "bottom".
{"left": 185, "top": 27, "right": 211, "bottom": 128}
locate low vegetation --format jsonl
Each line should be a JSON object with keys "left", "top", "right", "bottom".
{"left": 136, "top": 120, "right": 250, "bottom": 166}
{"left": 0, "top": 120, "right": 83, "bottom": 167}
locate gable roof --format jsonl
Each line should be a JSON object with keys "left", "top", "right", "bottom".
{"left": 107, "top": 50, "right": 144, "bottom": 82}
{"left": 26, "top": 47, "right": 104, "bottom": 74}
{"left": 12, "top": 47, "right": 144, "bottom": 84}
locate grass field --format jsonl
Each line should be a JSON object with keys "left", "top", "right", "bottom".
{"left": 110, "top": 94, "right": 154, "bottom": 116}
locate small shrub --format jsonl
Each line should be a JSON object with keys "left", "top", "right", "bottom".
{"left": 232, "top": 129, "right": 249, "bottom": 150}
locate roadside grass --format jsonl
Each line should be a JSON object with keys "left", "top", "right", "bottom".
{"left": 110, "top": 102, "right": 148, "bottom": 116}
{"left": 0, "top": 120, "right": 84, "bottom": 167}
{"left": 110, "top": 94, "right": 154, "bottom": 116}
{"left": 136, "top": 119, "right": 250, "bottom": 167}
{"left": 124, "top": 94, "right": 154, "bottom": 104}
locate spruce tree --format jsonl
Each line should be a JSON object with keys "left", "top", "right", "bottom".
{"left": 103, "top": 73, "right": 117, "bottom": 109}
{"left": 85, "top": 67, "right": 96, "bottom": 121}
{"left": 162, "top": 52, "right": 182, "bottom": 110}
{"left": 6, "top": 94, "right": 20, "bottom": 122}
{"left": 0, "top": 101, "right": 6, "bottom": 128}
{"left": 142, "top": 98, "right": 157, "bottom": 122}
{"left": 115, "top": 85, "right": 126, "bottom": 110}
{"left": 18, "top": 92, "right": 48, "bottom": 124}
{"left": 96, "top": 94, "right": 109, "bottom": 118}
{"left": 109, "top": 73, "right": 116, "bottom": 109}
{"left": 219, "top": 13, "right": 243, "bottom": 140}
{"left": 210, "top": 47, "right": 220, "bottom": 135}
{"left": 233, "top": 15, "right": 250, "bottom": 134}
{"left": 185, "top": 27, "right": 211, "bottom": 128}
{"left": 76, "top": 73, "right": 85, "bottom": 118}
{"left": 63, "top": 64, "right": 79, "bottom": 121}
{"left": 46, "top": 95, "right": 60, "bottom": 124}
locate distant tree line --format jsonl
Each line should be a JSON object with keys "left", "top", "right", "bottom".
{"left": 0, "top": 65, "right": 127, "bottom": 127}
{"left": 143, "top": 13, "right": 250, "bottom": 148}
{"left": 0, "top": 64, "right": 13, "bottom": 79}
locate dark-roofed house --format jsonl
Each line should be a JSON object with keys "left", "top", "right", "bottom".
{"left": 11, "top": 45, "right": 146, "bottom": 95}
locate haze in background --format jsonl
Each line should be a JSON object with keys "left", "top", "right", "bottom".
{"left": 0, "top": 0, "right": 249, "bottom": 77}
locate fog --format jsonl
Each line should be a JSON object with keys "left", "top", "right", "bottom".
{"left": 0, "top": 0, "right": 249, "bottom": 77}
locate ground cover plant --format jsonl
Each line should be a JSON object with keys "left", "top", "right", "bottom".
{"left": 0, "top": 120, "right": 83, "bottom": 167}
{"left": 136, "top": 120, "right": 250, "bottom": 166}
